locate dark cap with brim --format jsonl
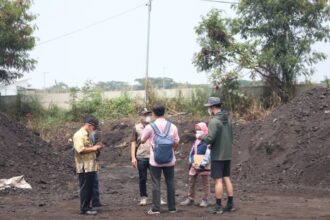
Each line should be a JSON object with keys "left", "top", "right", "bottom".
{"left": 85, "top": 116, "right": 99, "bottom": 128}
{"left": 139, "top": 108, "right": 152, "bottom": 115}
{"left": 204, "top": 97, "right": 223, "bottom": 107}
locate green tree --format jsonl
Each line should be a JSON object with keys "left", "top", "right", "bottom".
{"left": 322, "top": 76, "right": 330, "bottom": 88}
{"left": 135, "top": 77, "right": 177, "bottom": 89}
{"left": 194, "top": 1, "right": 330, "bottom": 103}
{"left": 47, "top": 82, "right": 69, "bottom": 93}
{"left": 0, "top": 0, "right": 36, "bottom": 84}
{"left": 95, "top": 81, "right": 130, "bottom": 91}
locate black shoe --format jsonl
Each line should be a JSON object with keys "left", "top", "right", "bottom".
{"left": 223, "top": 204, "right": 236, "bottom": 212}
{"left": 80, "top": 210, "right": 97, "bottom": 215}
{"left": 169, "top": 209, "right": 177, "bottom": 213}
{"left": 92, "top": 203, "right": 103, "bottom": 208}
{"left": 208, "top": 205, "right": 223, "bottom": 214}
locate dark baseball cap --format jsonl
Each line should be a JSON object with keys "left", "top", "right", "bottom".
{"left": 204, "top": 97, "right": 223, "bottom": 107}
{"left": 84, "top": 115, "right": 99, "bottom": 128}
{"left": 139, "top": 108, "right": 152, "bottom": 116}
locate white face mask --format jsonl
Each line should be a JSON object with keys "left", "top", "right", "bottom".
{"left": 208, "top": 108, "right": 213, "bottom": 116}
{"left": 196, "top": 130, "right": 203, "bottom": 136}
{"left": 196, "top": 130, "right": 203, "bottom": 139}
{"left": 144, "top": 116, "right": 152, "bottom": 123}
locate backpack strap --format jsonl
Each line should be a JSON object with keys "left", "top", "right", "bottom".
{"left": 150, "top": 122, "right": 161, "bottom": 136}
{"left": 163, "top": 122, "right": 172, "bottom": 136}
{"left": 150, "top": 121, "right": 172, "bottom": 138}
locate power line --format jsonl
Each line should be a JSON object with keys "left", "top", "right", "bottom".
{"left": 37, "top": 3, "right": 146, "bottom": 46}
{"left": 201, "top": 0, "right": 239, "bottom": 4}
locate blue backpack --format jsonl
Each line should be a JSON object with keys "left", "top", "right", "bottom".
{"left": 150, "top": 122, "right": 174, "bottom": 164}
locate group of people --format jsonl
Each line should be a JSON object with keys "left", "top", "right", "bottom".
{"left": 73, "top": 97, "right": 235, "bottom": 216}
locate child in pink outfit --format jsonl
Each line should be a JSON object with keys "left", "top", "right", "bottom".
{"left": 180, "top": 122, "right": 211, "bottom": 207}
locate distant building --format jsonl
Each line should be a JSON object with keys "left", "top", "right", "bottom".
{"left": 0, "top": 79, "right": 35, "bottom": 96}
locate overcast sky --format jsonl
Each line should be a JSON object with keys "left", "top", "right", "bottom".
{"left": 24, "top": 0, "right": 330, "bottom": 89}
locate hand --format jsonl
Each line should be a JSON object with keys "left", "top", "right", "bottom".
{"left": 94, "top": 144, "right": 103, "bottom": 151}
{"left": 131, "top": 158, "right": 137, "bottom": 169}
{"left": 193, "top": 163, "right": 200, "bottom": 170}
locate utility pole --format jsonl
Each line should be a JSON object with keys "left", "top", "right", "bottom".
{"left": 145, "top": 0, "right": 152, "bottom": 105}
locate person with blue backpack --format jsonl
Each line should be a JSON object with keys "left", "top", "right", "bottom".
{"left": 141, "top": 104, "right": 180, "bottom": 215}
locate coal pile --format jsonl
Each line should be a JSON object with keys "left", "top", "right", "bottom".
{"left": 0, "top": 112, "right": 74, "bottom": 199}
{"left": 233, "top": 87, "right": 330, "bottom": 188}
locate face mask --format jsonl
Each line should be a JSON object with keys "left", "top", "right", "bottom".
{"left": 87, "top": 125, "right": 94, "bottom": 133}
{"left": 196, "top": 130, "right": 203, "bottom": 136}
{"left": 90, "top": 130, "right": 96, "bottom": 136}
{"left": 208, "top": 108, "right": 213, "bottom": 116}
{"left": 196, "top": 130, "right": 203, "bottom": 139}
{"left": 144, "top": 116, "right": 152, "bottom": 123}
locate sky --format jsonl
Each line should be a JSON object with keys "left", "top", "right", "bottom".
{"left": 22, "top": 0, "right": 330, "bottom": 89}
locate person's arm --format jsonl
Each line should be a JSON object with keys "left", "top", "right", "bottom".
{"left": 202, "top": 120, "right": 219, "bottom": 147}
{"left": 141, "top": 125, "right": 152, "bottom": 144}
{"left": 130, "top": 127, "right": 138, "bottom": 168}
{"left": 131, "top": 142, "right": 137, "bottom": 168}
{"left": 188, "top": 145, "right": 194, "bottom": 164}
{"left": 74, "top": 134, "right": 102, "bottom": 154}
{"left": 80, "top": 144, "right": 102, "bottom": 154}
{"left": 173, "top": 125, "right": 180, "bottom": 152}
{"left": 174, "top": 142, "right": 179, "bottom": 152}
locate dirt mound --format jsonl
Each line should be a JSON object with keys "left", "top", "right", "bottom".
{"left": 0, "top": 112, "right": 75, "bottom": 202}
{"left": 233, "top": 87, "right": 330, "bottom": 188}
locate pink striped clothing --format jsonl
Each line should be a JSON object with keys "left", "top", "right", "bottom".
{"left": 141, "top": 118, "right": 180, "bottom": 167}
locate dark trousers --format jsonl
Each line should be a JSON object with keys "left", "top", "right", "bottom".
{"left": 137, "top": 158, "right": 150, "bottom": 197}
{"left": 78, "top": 172, "right": 96, "bottom": 212}
{"left": 92, "top": 173, "right": 101, "bottom": 206}
{"left": 150, "top": 166, "right": 176, "bottom": 212}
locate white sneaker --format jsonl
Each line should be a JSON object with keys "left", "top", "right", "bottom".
{"left": 199, "top": 199, "right": 208, "bottom": 207}
{"left": 161, "top": 199, "right": 167, "bottom": 205}
{"left": 180, "top": 198, "right": 194, "bottom": 206}
{"left": 147, "top": 209, "right": 160, "bottom": 215}
{"left": 139, "top": 197, "right": 148, "bottom": 206}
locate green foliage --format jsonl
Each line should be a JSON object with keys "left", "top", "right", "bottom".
{"left": 238, "top": 80, "right": 263, "bottom": 87}
{"left": 210, "top": 72, "right": 253, "bottom": 114}
{"left": 14, "top": 94, "right": 45, "bottom": 118}
{"left": 46, "top": 82, "right": 70, "bottom": 93}
{"left": 96, "top": 95, "right": 135, "bottom": 119}
{"left": 0, "top": 0, "right": 37, "bottom": 84}
{"left": 68, "top": 94, "right": 135, "bottom": 121}
{"left": 66, "top": 80, "right": 136, "bottom": 121}
{"left": 185, "top": 87, "right": 210, "bottom": 116}
{"left": 94, "top": 81, "right": 130, "bottom": 91}
{"left": 194, "top": 9, "right": 235, "bottom": 75}
{"left": 194, "top": 1, "right": 330, "bottom": 103}
{"left": 323, "top": 76, "right": 330, "bottom": 88}
{"left": 135, "top": 77, "right": 178, "bottom": 90}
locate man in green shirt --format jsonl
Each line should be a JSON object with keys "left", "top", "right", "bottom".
{"left": 200, "top": 97, "right": 235, "bottom": 214}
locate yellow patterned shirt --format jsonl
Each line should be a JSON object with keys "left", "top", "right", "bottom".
{"left": 73, "top": 127, "right": 99, "bottom": 173}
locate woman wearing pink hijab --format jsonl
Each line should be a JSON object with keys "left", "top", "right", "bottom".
{"left": 180, "top": 122, "right": 211, "bottom": 207}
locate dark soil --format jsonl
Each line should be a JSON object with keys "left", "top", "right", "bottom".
{"left": 233, "top": 87, "right": 330, "bottom": 188}
{"left": 0, "top": 87, "right": 330, "bottom": 219}
{"left": 0, "top": 112, "right": 76, "bottom": 205}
